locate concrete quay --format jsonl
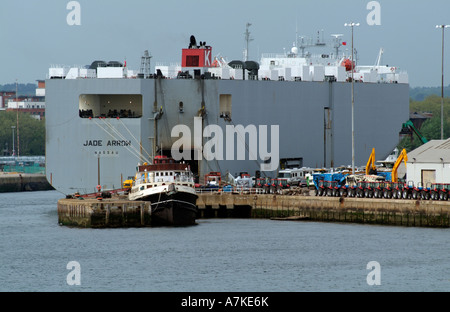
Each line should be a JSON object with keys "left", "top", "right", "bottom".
{"left": 57, "top": 193, "right": 450, "bottom": 228}
{"left": 57, "top": 197, "right": 151, "bottom": 228}
{"left": 0, "top": 173, "right": 54, "bottom": 193}
{"left": 196, "top": 193, "right": 450, "bottom": 228}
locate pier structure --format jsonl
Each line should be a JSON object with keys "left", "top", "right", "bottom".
{"left": 197, "top": 193, "right": 450, "bottom": 227}
{"left": 57, "top": 198, "right": 151, "bottom": 228}
{"left": 0, "top": 173, "right": 53, "bottom": 193}
{"left": 58, "top": 193, "right": 450, "bottom": 228}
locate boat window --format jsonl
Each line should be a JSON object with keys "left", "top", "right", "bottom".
{"left": 79, "top": 94, "right": 143, "bottom": 119}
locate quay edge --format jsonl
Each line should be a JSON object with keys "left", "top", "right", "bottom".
{"left": 58, "top": 193, "right": 450, "bottom": 228}
{"left": 57, "top": 198, "right": 151, "bottom": 228}
{"left": 0, "top": 173, "right": 54, "bottom": 193}
{"left": 197, "top": 193, "right": 450, "bottom": 228}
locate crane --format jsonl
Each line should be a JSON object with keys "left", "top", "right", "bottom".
{"left": 392, "top": 149, "right": 408, "bottom": 183}
{"left": 400, "top": 120, "right": 428, "bottom": 144}
{"left": 374, "top": 48, "right": 384, "bottom": 68}
{"left": 365, "top": 148, "right": 377, "bottom": 175}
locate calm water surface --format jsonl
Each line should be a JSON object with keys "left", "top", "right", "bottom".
{"left": 0, "top": 190, "right": 448, "bottom": 292}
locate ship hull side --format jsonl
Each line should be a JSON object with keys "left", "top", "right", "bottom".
{"left": 46, "top": 78, "right": 409, "bottom": 194}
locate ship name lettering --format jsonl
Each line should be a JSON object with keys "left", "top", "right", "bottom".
{"left": 107, "top": 140, "right": 131, "bottom": 147}
{"left": 83, "top": 140, "right": 102, "bottom": 147}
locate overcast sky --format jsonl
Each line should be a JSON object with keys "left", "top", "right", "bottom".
{"left": 1, "top": 0, "right": 450, "bottom": 87}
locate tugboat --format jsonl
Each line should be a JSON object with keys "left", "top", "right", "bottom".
{"left": 128, "top": 156, "right": 198, "bottom": 226}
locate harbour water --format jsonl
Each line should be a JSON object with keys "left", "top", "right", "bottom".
{"left": 0, "top": 190, "right": 448, "bottom": 292}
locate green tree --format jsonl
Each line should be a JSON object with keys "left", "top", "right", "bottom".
{"left": 398, "top": 95, "right": 450, "bottom": 152}
{"left": 0, "top": 111, "right": 45, "bottom": 156}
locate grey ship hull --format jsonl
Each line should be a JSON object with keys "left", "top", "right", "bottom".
{"left": 45, "top": 78, "right": 409, "bottom": 195}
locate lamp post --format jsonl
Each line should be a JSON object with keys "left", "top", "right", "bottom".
{"left": 436, "top": 25, "right": 450, "bottom": 140}
{"left": 344, "top": 22, "right": 359, "bottom": 174}
{"left": 11, "top": 126, "right": 16, "bottom": 157}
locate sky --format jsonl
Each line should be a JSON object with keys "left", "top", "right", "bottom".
{"left": 1, "top": 0, "right": 450, "bottom": 87}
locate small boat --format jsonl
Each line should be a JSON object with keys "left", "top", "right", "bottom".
{"left": 128, "top": 155, "right": 198, "bottom": 226}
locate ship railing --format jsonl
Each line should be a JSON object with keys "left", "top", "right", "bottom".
{"left": 260, "top": 53, "right": 342, "bottom": 60}
{"left": 195, "top": 187, "right": 266, "bottom": 195}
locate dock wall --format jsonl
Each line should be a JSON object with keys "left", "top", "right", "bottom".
{"left": 197, "top": 194, "right": 450, "bottom": 228}
{"left": 0, "top": 173, "right": 54, "bottom": 193}
{"left": 57, "top": 193, "right": 450, "bottom": 228}
{"left": 57, "top": 198, "right": 151, "bottom": 228}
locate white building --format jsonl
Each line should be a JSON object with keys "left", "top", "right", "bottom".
{"left": 406, "top": 139, "right": 450, "bottom": 186}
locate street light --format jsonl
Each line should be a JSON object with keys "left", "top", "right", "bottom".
{"left": 344, "top": 22, "right": 360, "bottom": 174}
{"left": 11, "top": 126, "right": 16, "bottom": 157}
{"left": 436, "top": 24, "right": 450, "bottom": 140}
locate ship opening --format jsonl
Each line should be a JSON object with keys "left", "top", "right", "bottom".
{"left": 79, "top": 94, "right": 143, "bottom": 118}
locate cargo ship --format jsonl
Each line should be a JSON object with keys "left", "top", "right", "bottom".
{"left": 45, "top": 31, "right": 409, "bottom": 196}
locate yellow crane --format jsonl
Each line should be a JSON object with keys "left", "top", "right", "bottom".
{"left": 392, "top": 149, "right": 408, "bottom": 183}
{"left": 365, "top": 148, "right": 377, "bottom": 175}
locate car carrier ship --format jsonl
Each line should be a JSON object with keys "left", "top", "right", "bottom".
{"left": 45, "top": 31, "right": 409, "bottom": 195}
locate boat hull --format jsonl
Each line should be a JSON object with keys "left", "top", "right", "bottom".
{"left": 130, "top": 186, "right": 198, "bottom": 226}
{"left": 151, "top": 197, "right": 198, "bottom": 226}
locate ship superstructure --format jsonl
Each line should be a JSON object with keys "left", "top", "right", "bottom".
{"left": 45, "top": 32, "right": 409, "bottom": 195}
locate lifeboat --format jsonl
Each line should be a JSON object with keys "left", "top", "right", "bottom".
{"left": 341, "top": 58, "right": 355, "bottom": 72}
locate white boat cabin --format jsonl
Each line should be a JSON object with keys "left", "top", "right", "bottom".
{"left": 133, "top": 156, "right": 195, "bottom": 188}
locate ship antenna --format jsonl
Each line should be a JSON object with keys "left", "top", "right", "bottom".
{"left": 299, "top": 36, "right": 306, "bottom": 57}
{"left": 331, "top": 34, "right": 343, "bottom": 58}
{"left": 140, "top": 50, "right": 152, "bottom": 78}
{"left": 244, "top": 23, "right": 254, "bottom": 62}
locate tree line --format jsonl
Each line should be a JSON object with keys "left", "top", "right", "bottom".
{"left": 397, "top": 94, "right": 450, "bottom": 152}
{"left": 0, "top": 111, "right": 45, "bottom": 156}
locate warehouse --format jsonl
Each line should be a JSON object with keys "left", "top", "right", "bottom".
{"left": 406, "top": 139, "right": 450, "bottom": 186}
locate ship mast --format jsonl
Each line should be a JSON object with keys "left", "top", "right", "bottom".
{"left": 331, "top": 34, "right": 343, "bottom": 59}
{"left": 244, "top": 23, "right": 253, "bottom": 61}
